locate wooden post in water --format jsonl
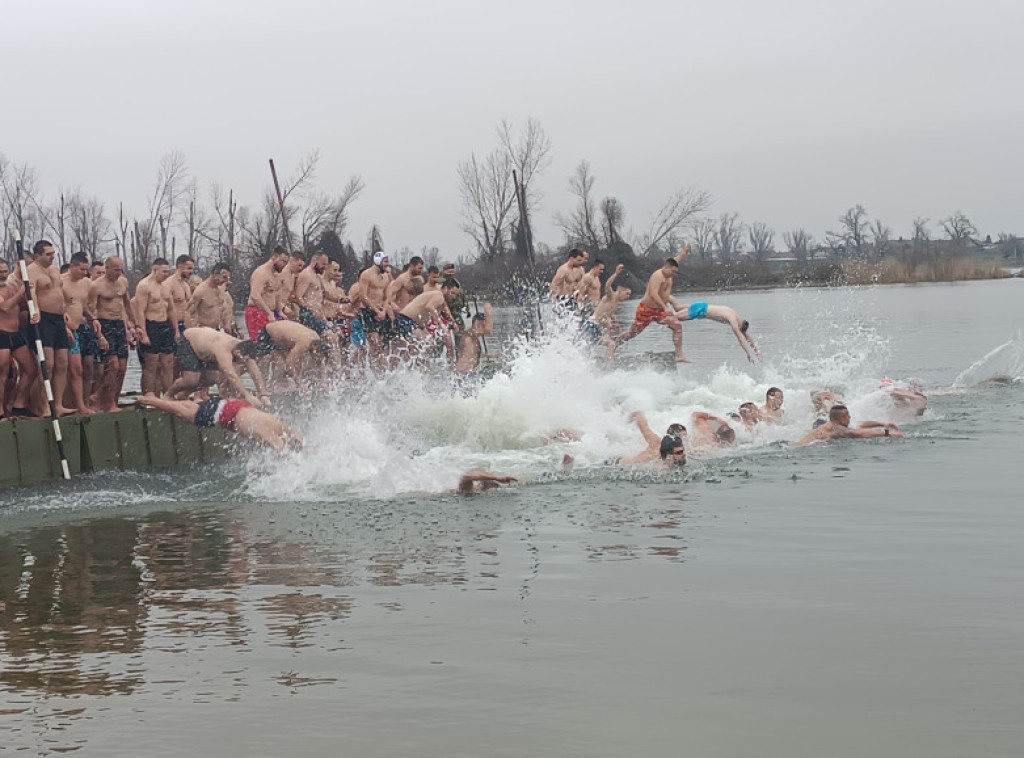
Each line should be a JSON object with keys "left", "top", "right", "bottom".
{"left": 269, "top": 159, "right": 292, "bottom": 250}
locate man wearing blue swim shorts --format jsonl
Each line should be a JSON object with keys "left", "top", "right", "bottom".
{"left": 677, "top": 303, "right": 763, "bottom": 363}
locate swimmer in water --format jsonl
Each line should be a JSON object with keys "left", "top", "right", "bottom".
{"left": 737, "top": 401, "right": 762, "bottom": 431}
{"left": 810, "top": 389, "right": 844, "bottom": 420}
{"left": 617, "top": 411, "right": 687, "bottom": 466}
{"left": 880, "top": 378, "right": 928, "bottom": 420}
{"left": 457, "top": 470, "right": 518, "bottom": 494}
{"left": 760, "top": 386, "right": 785, "bottom": 422}
{"left": 135, "top": 394, "right": 303, "bottom": 452}
{"left": 792, "top": 404, "right": 903, "bottom": 446}
{"left": 688, "top": 412, "right": 737, "bottom": 450}
{"left": 676, "top": 302, "right": 762, "bottom": 363}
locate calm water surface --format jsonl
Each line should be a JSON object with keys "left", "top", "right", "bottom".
{"left": 2, "top": 279, "right": 1023, "bottom": 757}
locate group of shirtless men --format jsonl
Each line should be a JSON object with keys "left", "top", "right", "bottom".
{"left": 548, "top": 244, "right": 762, "bottom": 363}
{"left": 0, "top": 241, "right": 495, "bottom": 450}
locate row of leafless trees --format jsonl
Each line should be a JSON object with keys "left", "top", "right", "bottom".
{"left": 456, "top": 122, "right": 1019, "bottom": 271}
{"left": 1, "top": 149, "right": 364, "bottom": 279}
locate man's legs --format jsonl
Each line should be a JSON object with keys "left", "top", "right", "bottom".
{"left": 43, "top": 346, "right": 72, "bottom": 416}
{"left": 169, "top": 370, "right": 203, "bottom": 399}
{"left": 11, "top": 346, "right": 38, "bottom": 413}
{"left": 66, "top": 352, "right": 95, "bottom": 415}
{"left": 135, "top": 394, "right": 200, "bottom": 424}
{"left": 659, "top": 314, "right": 687, "bottom": 362}
{"left": 158, "top": 353, "right": 174, "bottom": 397}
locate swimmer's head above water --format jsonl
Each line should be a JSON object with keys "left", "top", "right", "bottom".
{"left": 659, "top": 435, "right": 686, "bottom": 465}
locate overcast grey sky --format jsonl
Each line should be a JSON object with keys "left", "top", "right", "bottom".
{"left": 3, "top": 0, "right": 1022, "bottom": 259}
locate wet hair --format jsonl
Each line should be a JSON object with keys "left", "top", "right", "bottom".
{"left": 290, "top": 250, "right": 305, "bottom": 260}
{"left": 70, "top": 252, "right": 89, "bottom": 266}
{"left": 767, "top": 386, "right": 782, "bottom": 398}
{"left": 666, "top": 423, "right": 686, "bottom": 436}
{"left": 828, "top": 404, "right": 849, "bottom": 423}
{"left": 739, "top": 401, "right": 758, "bottom": 412}
{"left": 665, "top": 258, "right": 679, "bottom": 268}
{"left": 568, "top": 248, "right": 585, "bottom": 259}
{"left": 59, "top": 263, "right": 71, "bottom": 274}
{"left": 89, "top": 260, "right": 105, "bottom": 270}
{"left": 427, "top": 265, "right": 440, "bottom": 275}
{"left": 741, "top": 320, "right": 750, "bottom": 334}
{"left": 812, "top": 418, "right": 828, "bottom": 428}
{"left": 442, "top": 277, "right": 460, "bottom": 290}
{"left": 716, "top": 425, "right": 736, "bottom": 444}
{"left": 235, "top": 340, "right": 260, "bottom": 359}
{"left": 175, "top": 254, "right": 194, "bottom": 267}
{"left": 589, "top": 259, "right": 604, "bottom": 271}
{"left": 272, "top": 246, "right": 288, "bottom": 257}
{"left": 409, "top": 256, "right": 424, "bottom": 266}
{"left": 212, "top": 261, "right": 232, "bottom": 274}
{"left": 472, "top": 313, "right": 486, "bottom": 323}
{"left": 152, "top": 257, "right": 170, "bottom": 267}
{"left": 659, "top": 435, "right": 685, "bottom": 461}
{"left": 33, "top": 239, "right": 54, "bottom": 256}
{"left": 727, "top": 412, "right": 741, "bottom": 421}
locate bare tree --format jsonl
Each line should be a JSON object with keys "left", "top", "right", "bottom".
{"left": 747, "top": 222, "right": 774, "bottom": 262}
{"left": 67, "top": 192, "right": 111, "bottom": 258}
{"left": 870, "top": 219, "right": 891, "bottom": 259}
{"left": 714, "top": 212, "right": 744, "bottom": 263}
{"left": 996, "top": 232, "right": 1023, "bottom": 264}
{"left": 498, "top": 117, "right": 551, "bottom": 215}
{"left": 600, "top": 196, "right": 625, "bottom": 247}
{"left": 555, "top": 159, "right": 601, "bottom": 250}
{"left": 783, "top": 228, "right": 813, "bottom": 268}
{"left": 835, "top": 204, "right": 869, "bottom": 258}
{"left": 689, "top": 217, "right": 717, "bottom": 261}
{"left": 942, "top": 210, "right": 977, "bottom": 249}
{"left": 1, "top": 157, "right": 47, "bottom": 247}
{"left": 133, "top": 151, "right": 190, "bottom": 270}
{"left": 457, "top": 148, "right": 516, "bottom": 261}
{"left": 298, "top": 176, "right": 364, "bottom": 252}
{"left": 633, "top": 186, "right": 712, "bottom": 258}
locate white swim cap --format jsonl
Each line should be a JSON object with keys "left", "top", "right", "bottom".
{"left": 373, "top": 251, "right": 387, "bottom": 266}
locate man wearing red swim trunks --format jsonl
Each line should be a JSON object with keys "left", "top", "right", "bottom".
{"left": 609, "top": 245, "right": 690, "bottom": 363}
{"left": 245, "top": 247, "right": 289, "bottom": 339}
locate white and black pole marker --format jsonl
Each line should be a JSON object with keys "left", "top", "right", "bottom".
{"left": 14, "top": 230, "right": 71, "bottom": 480}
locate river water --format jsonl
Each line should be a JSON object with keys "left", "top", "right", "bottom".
{"left": 2, "top": 279, "right": 1023, "bottom": 757}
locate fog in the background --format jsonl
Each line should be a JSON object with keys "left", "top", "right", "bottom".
{"left": 3, "top": 0, "right": 1021, "bottom": 257}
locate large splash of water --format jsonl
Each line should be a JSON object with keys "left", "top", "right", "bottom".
{"left": 244, "top": 297, "right": 913, "bottom": 501}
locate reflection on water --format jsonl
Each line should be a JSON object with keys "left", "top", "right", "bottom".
{"left": 0, "top": 489, "right": 698, "bottom": 707}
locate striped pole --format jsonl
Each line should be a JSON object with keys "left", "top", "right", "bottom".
{"left": 14, "top": 231, "right": 71, "bottom": 480}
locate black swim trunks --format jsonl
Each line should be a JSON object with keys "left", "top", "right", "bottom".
{"left": 98, "top": 318, "right": 129, "bottom": 359}
{"left": 394, "top": 313, "right": 418, "bottom": 340}
{"left": 75, "top": 322, "right": 102, "bottom": 361}
{"left": 194, "top": 398, "right": 220, "bottom": 428}
{"left": 254, "top": 327, "right": 276, "bottom": 357}
{"left": 360, "top": 306, "right": 395, "bottom": 339}
{"left": 139, "top": 319, "right": 176, "bottom": 355}
{"left": 0, "top": 330, "right": 27, "bottom": 352}
{"left": 38, "top": 311, "right": 70, "bottom": 350}
{"left": 176, "top": 336, "right": 218, "bottom": 374}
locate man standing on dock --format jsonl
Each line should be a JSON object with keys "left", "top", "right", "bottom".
{"left": 27, "top": 240, "right": 73, "bottom": 417}
{"left": 62, "top": 252, "right": 101, "bottom": 414}
{"left": 134, "top": 258, "right": 177, "bottom": 397}
{"left": 89, "top": 256, "right": 138, "bottom": 412}
{"left": 245, "top": 247, "right": 289, "bottom": 339}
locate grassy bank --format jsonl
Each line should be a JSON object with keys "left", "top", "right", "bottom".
{"left": 840, "top": 257, "right": 1012, "bottom": 285}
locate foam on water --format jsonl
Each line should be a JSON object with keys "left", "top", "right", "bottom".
{"left": 241, "top": 301, "right": 926, "bottom": 502}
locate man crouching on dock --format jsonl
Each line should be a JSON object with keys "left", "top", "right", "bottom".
{"left": 135, "top": 394, "right": 302, "bottom": 453}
